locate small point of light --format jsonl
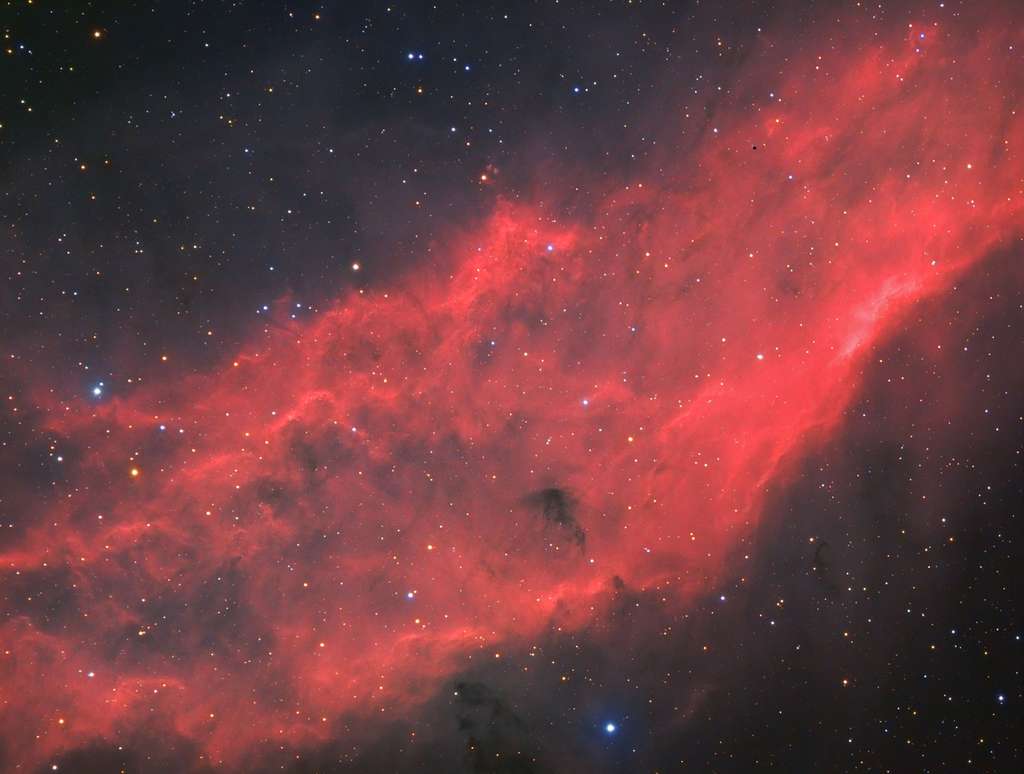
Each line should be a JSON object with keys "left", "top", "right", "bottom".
{"left": 605, "top": 722, "right": 617, "bottom": 734}
{"left": 756, "top": 353, "right": 765, "bottom": 361}
{"left": 352, "top": 262, "right": 360, "bottom": 271}
{"left": 130, "top": 467, "right": 140, "bottom": 478}
{"left": 92, "top": 386, "right": 102, "bottom": 396}
{"left": 581, "top": 398, "right": 589, "bottom": 407}
{"left": 406, "top": 591, "right": 415, "bottom": 599}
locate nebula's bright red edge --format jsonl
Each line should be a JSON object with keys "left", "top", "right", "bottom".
{"left": 2, "top": 10, "right": 1022, "bottom": 771}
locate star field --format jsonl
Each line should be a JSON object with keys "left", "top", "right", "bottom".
{"left": 1, "top": 1, "right": 1022, "bottom": 772}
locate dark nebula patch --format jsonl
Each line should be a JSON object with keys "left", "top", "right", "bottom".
{"left": 524, "top": 487, "right": 586, "bottom": 548}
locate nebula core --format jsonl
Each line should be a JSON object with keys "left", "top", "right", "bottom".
{"left": 2, "top": 1, "right": 1022, "bottom": 772}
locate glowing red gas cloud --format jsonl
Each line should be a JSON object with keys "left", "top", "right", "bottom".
{"left": 2, "top": 11, "right": 1021, "bottom": 770}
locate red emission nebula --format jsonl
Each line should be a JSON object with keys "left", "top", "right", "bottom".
{"left": 2, "top": 12, "right": 1022, "bottom": 771}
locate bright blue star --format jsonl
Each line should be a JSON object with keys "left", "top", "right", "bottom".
{"left": 604, "top": 722, "right": 617, "bottom": 734}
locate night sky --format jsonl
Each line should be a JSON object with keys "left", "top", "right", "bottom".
{"left": 1, "top": 1, "right": 1022, "bottom": 772}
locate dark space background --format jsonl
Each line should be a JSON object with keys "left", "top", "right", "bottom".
{"left": 1, "top": 1, "right": 1020, "bottom": 772}
{"left": 4, "top": 0, "right": 743, "bottom": 372}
